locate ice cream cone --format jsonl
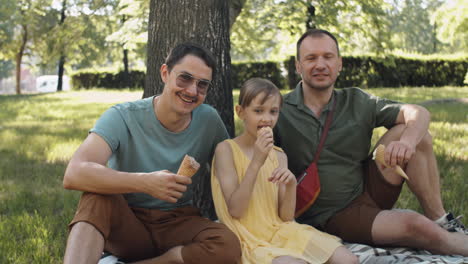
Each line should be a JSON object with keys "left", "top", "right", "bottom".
{"left": 177, "top": 154, "right": 200, "bottom": 177}
{"left": 257, "top": 126, "right": 272, "bottom": 137}
{"left": 373, "top": 144, "right": 409, "bottom": 181}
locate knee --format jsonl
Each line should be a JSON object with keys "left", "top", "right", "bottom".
{"left": 191, "top": 227, "right": 241, "bottom": 264}
{"left": 212, "top": 229, "right": 241, "bottom": 263}
{"left": 416, "top": 131, "right": 433, "bottom": 151}
{"left": 403, "top": 213, "right": 444, "bottom": 243}
{"left": 348, "top": 255, "right": 359, "bottom": 264}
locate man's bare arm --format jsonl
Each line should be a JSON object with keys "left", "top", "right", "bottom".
{"left": 63, "top": 133, "right": 191, "bottom": 203}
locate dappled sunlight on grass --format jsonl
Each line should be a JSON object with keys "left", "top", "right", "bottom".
{"left": 0, "top": 87, "right": 466, "bottom": 262}
{"left": 431, "top": 122, "right": 467, "bottom": 161}
{"left": 364, "top": 86, "right": 468, "bottom": 104}
{"left": 46, "top": 140, "right": 82, "bottom": 163}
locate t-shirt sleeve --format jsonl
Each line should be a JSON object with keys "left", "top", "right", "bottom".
{"left": 89, "top": 106, "right": 127, "bottom": 153}
{"left": 373, "top": 95, "right": 402, "bottom": 129}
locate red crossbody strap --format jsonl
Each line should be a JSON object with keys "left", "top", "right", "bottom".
{"left": 312, "top": 95, "right": 337, "bottom": 162}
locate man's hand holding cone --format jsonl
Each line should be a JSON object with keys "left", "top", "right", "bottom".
{"left": 373, "top": 144, "right": 410, "bottom": 181}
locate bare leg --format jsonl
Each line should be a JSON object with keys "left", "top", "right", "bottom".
{"left": 129, "top": 246, "right": 184, "bottom": 264}
{"left": 404, "top": 132, "right": 445, "bottom": 220}
{"left": 63, "top": 222, "right": 104, "bottom": 264}
{"left": 375, "top": 125, "right": 445, "bottom": 220}
{"left": 327, "top": 246, "right": 358, "bottom": 264}
{"left": 272, "top": 256, "right": 308, "bottom": 264}
{"left": 372, "top": 210, "right": 468, "bottom": 256}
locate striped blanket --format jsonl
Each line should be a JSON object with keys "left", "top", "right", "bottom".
{"left": 99, "top": 244, "right": 468, "bottom": 264}
{"left": 346, "top": 243, "right": 468, "bottom": 264}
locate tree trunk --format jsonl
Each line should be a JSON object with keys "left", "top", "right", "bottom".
{"left": 15, "top": 24, "right": 28, "bottom": 95}
{"left": 123, "top": 48, "right": 129, "bottom": 87}
{"left": 229, "top": 0, "right": 247, "bottom": 29}
{"left": 57, "top": 0, "right": 67, "bottom": 92}
{"left": 144, "top": 0, "right": 233, "bottom": 219}
{"left": 57, "top": 55, "right": 65, "bottom": 91}
{"left": 306, "top": 2, "right": 316, "bottom": 29}
{"left": 122, "top": 15, "right": 130, "bottom": 88}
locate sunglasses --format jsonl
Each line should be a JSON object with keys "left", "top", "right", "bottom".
{"left": 174, "top": 71, "right": 211, "bottom": 95}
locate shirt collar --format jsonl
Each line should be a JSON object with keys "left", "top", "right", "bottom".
{"left": 285, "top": 81, "right": 336, "bottom": 114}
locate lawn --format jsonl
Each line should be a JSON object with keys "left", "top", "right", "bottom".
{"left": 0, "top": 87, "right": 467, "bottom": 263}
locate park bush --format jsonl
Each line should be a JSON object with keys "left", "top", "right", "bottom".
{"left": 71, "top": 70, "right": 145, "bottom": 90}
{"left": 71, "top": 55, "right": 467, "bottom": 90}
{"left": 231, "top": 61, "right": 286, "bottom": 89}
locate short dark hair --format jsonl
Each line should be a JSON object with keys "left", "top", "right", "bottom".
{"left": 296, "top": 29, "right": 340, "bottom": 59}
{"left": 238, "top": 78, "right": 283, "bottom": 108}
{"left": 165, "top": 42, "right": 216, "bottom": 78}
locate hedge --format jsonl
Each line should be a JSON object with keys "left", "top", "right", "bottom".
{"left": 285, "top": 56, "right": 467, "bottom": 89}
{"left": 231, "top": 61, "right": 286, "bottom": 90}
{"left": 71, "top": 70, "right": 145, "bottom": 89}
{"left": 71, "top": 56, "right": 467, "bottom": 90}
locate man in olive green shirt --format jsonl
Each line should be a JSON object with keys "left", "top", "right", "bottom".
{"left": 274, "top": 29, "right": 468, "bottom": 256}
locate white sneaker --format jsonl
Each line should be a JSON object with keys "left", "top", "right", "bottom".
{"left": 98, "top": 253, "right": 125, "bottom": 264}
{"left": 436, "top": 212, "right": 468, "bottom": 235}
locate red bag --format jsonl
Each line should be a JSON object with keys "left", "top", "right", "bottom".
{"left": 294, "top": 97, "right": 336, "bottom": 218}
{"left": 295, "top": 162, "right": 320, "bottom": 217}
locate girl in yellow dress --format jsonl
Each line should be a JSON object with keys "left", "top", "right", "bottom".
{"left": 211, "top": 78, "right": 358, "bottom": 264}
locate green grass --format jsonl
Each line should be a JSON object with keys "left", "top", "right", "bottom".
{"left": 0, "top": 87, "right": 466, "bottom": 263}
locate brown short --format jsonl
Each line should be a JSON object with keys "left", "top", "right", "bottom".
{"left": 69, "top": 193, "right": 241, "bottom": 263}
{"left": 323, "top": 158, "right": 403, "bottom": 245}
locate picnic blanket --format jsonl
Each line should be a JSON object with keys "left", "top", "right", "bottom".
{"left": 99, "top": 244, "right": 468, "bottom": 264}
{"left": 346, "top": 243, "right": 468, "bottom": 264}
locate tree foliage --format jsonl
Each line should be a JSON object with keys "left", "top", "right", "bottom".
{"left": 431, "top": 0, "right": 468, "bottom": 53}
{"left": 388, "top": 0, "right": 443, "bottom": 54}
{"left": 105, "top": 0, "right": 149, "bottom": 70}
{"left": 230, "top": 0, "right": 394, "bottom": 60}
{"left": 0, "top": 0, "right": 53, "bottom": 93}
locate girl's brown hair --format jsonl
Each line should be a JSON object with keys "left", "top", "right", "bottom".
{"left": 238, "top": 78, "right": 283, "bottom": 107}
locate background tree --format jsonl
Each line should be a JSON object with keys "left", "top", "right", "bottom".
{"left": 56, "top": 0, "right": 67, "bottom": 91}
{"left": 431, "top": 0, "right": 468, "bottom": 53}
{"left": 0, "top": 0, "right": 52, "bottom": 94}
{"left": 37, "top": 0, "right": 119, "bottom": 77}
{"left": 388, "top": 0, "right": 443, "bottom": 54}
{"left": 230, "top": 0, "right": 393, "bottom": 61}
{"left": 144, "top": 0, "right": 233, "bottom": 218}
{"left": 105, "top": 0, "right": 149, "bottom": 79}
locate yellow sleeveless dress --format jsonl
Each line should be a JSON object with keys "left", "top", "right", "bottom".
{"left": 211, "top": 139, "right": 342, "bottom": 264}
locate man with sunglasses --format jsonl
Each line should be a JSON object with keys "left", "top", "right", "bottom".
{"left": 63, "top": 43, "right": 241, "bottom": 264}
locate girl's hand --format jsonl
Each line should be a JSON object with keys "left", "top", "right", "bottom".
{"left": 252, "top": 127, "right": 274, "bottom": 165}
{"left": 269, "top": 167, "right": 296, "bottom": 186}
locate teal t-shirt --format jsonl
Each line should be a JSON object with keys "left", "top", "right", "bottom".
{"left": 90, "top": 96, "right": 229, "bottom": 210}
{"left": 274, "top": 84, "right": 402, "bottom": 228}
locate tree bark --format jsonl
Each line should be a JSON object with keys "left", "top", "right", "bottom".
{"left": 123, "top": 48, "right": 129, "bottom": 87}
{"left": 306, "top": 2, "right": 316, "bottom": 29}
{"left": 144, "top": 0, "right": 233, "bottom": 219}
{"left": 229, "top": 0, "right": 247, "bottom": 29}
{"left": 57, "top": 0, "right": 67, "bottom": 92}
{"left": 122, "top": 15, "right": 130, "bottom": 88}
{"left": 57, "top": 55, "right": 65, "bottom": 91}
{"left": 15, "top": 24, "right": 28, "bottom": 95}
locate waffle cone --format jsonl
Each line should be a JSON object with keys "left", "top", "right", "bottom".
{"left": 373, "top": 144, "right": 409, "bottom": 181}
{"left": 177, "top": 154, "right": 200, "bottom": 177}
{"left": 257, "top": 126, "right": 272, "bottom": 137}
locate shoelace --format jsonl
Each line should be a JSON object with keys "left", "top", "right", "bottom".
{"left": 448, "top": 215, "right": 467, "bottom": 232}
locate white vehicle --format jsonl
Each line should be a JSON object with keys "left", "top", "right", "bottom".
{"left": 36, "top": 75, "right": 71, "bottom": 92}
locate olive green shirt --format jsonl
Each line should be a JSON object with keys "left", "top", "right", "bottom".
{"left": 274, "top": 83, "right": 402, "bottom": 228}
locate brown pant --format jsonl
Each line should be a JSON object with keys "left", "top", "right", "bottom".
{"left": 324, "top": 159, "right": 403, "bottom": 245}
{"left": 69, "top": 193, "right": 241, "bottom": 263}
